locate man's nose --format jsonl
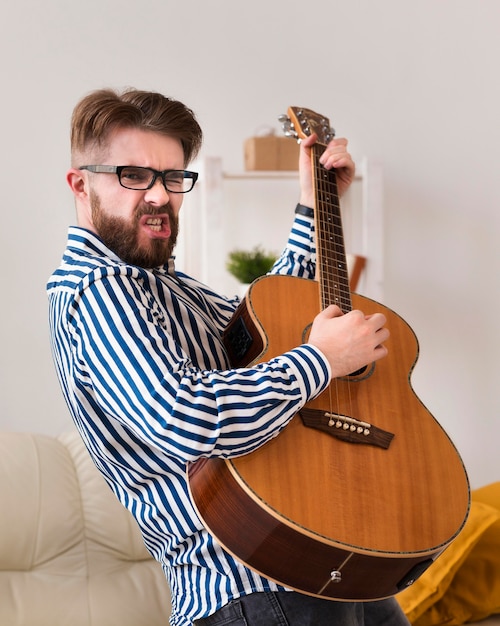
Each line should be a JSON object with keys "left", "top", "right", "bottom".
{"left": 144, "top": 175, "right": 170, "bottom": 203}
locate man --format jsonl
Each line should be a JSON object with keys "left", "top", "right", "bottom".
{"left": 47, "top": 88, "right": 408, "bottom": 625}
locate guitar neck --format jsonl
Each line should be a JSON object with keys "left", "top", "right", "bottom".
{"left": 312, "top": 144, "right": 352, "bottom": 313}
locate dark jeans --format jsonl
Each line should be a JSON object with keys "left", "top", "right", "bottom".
{"left": 194, "top": 592, "right": 410, "bottom": 625}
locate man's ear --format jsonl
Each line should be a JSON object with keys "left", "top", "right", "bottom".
{"left": 66, "top": 168, "right": 89, "bottom": 199}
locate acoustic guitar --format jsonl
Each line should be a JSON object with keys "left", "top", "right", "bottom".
{"left": 188, "top": 107, "right": 470, "bottom": 600}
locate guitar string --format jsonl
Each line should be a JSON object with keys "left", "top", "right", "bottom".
{"left": 313, "top": 144, "right": 354, "bottom": 424}
{"left": 318, "top": 151, "right": 341, "bottom": 422}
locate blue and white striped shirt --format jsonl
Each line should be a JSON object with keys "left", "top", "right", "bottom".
{"left": 47, "top": 213, "right": 330, "bottom": 625}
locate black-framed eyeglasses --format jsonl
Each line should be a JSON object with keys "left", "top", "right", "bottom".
{"left": 79, "top": 165, "right": 199, "bottom": 193}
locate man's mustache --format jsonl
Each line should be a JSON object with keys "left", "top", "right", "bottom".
{"left": 135, "top": 204, "right": 173, "bottom": 219}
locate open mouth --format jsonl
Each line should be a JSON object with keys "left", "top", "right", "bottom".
{"left": 139, "top": 213, "right": 171, "bottom": 239}
{"left": 146, "top": 217, "right": 163, "bottom": 232}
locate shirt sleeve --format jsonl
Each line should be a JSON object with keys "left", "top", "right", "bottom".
{"left": 270, "top": 213, "right": 316, "bottom": 278}
{"left": 67, "top": 267, "right": 330, "bottom": 465}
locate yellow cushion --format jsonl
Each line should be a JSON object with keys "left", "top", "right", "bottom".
{"left": 473, "top": 481, "right": 500, "bottom": 510}
{"left": 397, "top": 482, "right": 500, "bottom": 625}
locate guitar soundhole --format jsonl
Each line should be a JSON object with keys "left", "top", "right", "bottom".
{"left": 349, "top": 366, "right": 367, "bottom": 377}
{"left": 226, "top": 318, "right": 253, "bottom": 360}
{"left": 338, "top": 361, "right": 375, "bottom": 382}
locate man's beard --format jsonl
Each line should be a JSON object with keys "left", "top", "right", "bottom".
{"left": 90, "top": 190, "right": 178, "bottom": 268}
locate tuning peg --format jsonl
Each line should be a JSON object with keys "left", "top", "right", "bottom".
{"left": 279, "top": 114, "right": 298, "bottom": 139}
{"left": 283, "top": 127, "right": 298, "bottom": 139}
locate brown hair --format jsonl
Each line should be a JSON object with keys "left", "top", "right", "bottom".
{"left": 70, "top": 88, "right": 203, "bottom": 166}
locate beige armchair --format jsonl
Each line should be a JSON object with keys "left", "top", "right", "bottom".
{"left": 0, "top": 430, "right": 171, "bottom": 626}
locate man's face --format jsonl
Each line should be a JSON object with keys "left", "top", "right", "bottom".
{"left": 79, "top": 127, "right": 186, "bottom": 268}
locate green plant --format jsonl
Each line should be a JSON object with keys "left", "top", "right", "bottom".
{"left": 226, "top": 246, "right": 277, "bottom": 284}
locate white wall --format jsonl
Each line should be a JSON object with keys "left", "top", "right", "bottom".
{"left": 1, "top": 0, "right": 498, "bottom": 490}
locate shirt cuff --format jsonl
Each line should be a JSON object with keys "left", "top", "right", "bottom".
{"left": 295, "top": 203, "right": 314, "bottom": 218}
{"left": 280, "top": 344, "right": 331, "bottom": 401}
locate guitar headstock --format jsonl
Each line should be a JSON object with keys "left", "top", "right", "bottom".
{"left": 279, "top": 107, "right": 335, "bottom": 145}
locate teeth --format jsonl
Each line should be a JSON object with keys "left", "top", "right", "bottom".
{"left": 146, "top": 218, "right": 163, "bottom": 232}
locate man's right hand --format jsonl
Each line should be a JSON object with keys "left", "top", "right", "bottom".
{"left": 308, "top": 305, "right": 389, "bottom": 379}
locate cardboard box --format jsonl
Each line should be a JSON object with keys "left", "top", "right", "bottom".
{"left": 244, "top": 135, "right": 299, "bottom": 171}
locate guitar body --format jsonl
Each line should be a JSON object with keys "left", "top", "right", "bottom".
{"left": 188, "top": 275, "right": 470, "bottom": 600}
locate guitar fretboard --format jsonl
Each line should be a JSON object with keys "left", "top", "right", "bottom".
{"left": 312, "top": 144, "right": 352, "bottom": 314}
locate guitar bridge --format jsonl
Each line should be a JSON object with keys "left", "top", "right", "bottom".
{"left": 300, "top": 408, "right": 394, "bottom": 449}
